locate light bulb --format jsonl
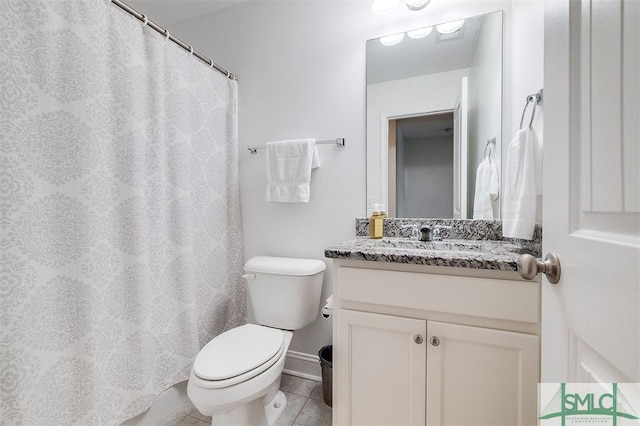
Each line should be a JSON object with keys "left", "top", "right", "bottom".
{"left": 380, "top": 32, "right": 405, "bottom": 46}
{"left": 407, "top": 26, "right": 433, "bottom": 39}
{"left": 436, "top": 19, "right": 465, "bottom": 35}
{"left": 405, "top": 0, "right": 431, "bottom": 11}
{"left": 372, "top": 0, "right": 400, "bottom": 15}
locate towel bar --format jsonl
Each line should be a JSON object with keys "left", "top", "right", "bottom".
{"left": 248, "top": 138, "right": 345, "bottom": 154}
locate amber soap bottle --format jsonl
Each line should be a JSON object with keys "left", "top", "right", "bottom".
{"left": 369, "top": 204, "right": 384, "bottom": 239}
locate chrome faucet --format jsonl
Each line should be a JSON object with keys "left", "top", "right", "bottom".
{"left": 400, "top": 224, "right": 420, "bottom": 240}
{"left": 432, "top": 225, "right": 453, "bottom": 241}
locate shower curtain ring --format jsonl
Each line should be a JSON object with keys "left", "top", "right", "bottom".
{"left": 189, "top": 45, "right": 194, "bottom": 55}
{"left": 210, "top": 59, "right": 215, "bottom": 68}
{"left": 141, "top": 14, "right": 148, "bottom": 27}
{"left": 226, "top": 70, "right": 231, "bottom": 78}
{"left": 165, "top": 29, "right": 170, "bottom": 40}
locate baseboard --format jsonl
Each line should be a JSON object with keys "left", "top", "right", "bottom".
{"left": 283, "top": 350, "right": 322, "bottom": 382}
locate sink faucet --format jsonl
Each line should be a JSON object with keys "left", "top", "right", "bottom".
{"left": 420, "top": 227, "right": 432, "bottom": 242}
{"left": 432, "top": 225, "right": 453, "bottom": 241}
{"left": 400, "top": 224, "right": 420, "bottom": 240}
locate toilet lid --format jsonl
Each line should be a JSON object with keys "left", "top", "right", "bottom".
{"left": 193, "top": 324, "right": 284, "bottom": 381}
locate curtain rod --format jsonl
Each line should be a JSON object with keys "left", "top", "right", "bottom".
{"left": 110, "top": 0, "right": 238, "bottom": 81}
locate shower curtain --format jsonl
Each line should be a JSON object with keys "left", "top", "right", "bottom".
{"left": 0, "top": 0, "right": 246, "bottom": 424}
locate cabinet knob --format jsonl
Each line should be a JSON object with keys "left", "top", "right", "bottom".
{"left": 430, "top": 336, "right": 440, "bottom": 346}
{"left": 414, "top": 335, "right": 424, "bottom": 344}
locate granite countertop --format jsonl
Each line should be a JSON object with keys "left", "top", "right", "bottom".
{"left": 324, "top": 237, "right": 538, "bottom": 271}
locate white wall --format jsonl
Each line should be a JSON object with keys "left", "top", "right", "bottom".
{"left": 511, "top": 0, "right": 544, "bottom": 223}
{"left": 166, "top": 0, "right": 548, "bottom": 375}
{"left": 367, "top": 68, "right": 469, "bottom": 215}
{"left": 171, "top": 0, "right": 521, "bottom": 372}
{"left": 467, "top": 11, "right": 504, "bottom": 218}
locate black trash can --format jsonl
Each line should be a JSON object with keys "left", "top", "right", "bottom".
{"left": 318, "top": 345, "right": 332, "bottom": 407}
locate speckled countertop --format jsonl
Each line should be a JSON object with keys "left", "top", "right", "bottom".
{"left": 324, "top": 219, "right": 542, "bottom": 271}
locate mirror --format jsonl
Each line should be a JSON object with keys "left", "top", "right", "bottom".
{"left": 366, "top": 11, "right": 503, "bottom": 219}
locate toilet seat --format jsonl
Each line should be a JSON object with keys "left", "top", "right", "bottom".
{"left": 193, "top": 324, "right": 285, "bottom": 389}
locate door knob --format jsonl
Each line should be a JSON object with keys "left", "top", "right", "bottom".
{"left": 430, "top": 336, "right": 440, "bottom": 346}
{"left": 414, "top": 335, "right": 424, "bottom": 344}
{"left": 518, "top": 253, "right": 561, "bottom": 284}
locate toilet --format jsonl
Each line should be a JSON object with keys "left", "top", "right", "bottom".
{"left": 187, "top": 256, "right": 326, "bottom": 426}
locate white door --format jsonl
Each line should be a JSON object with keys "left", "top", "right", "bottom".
{"left": 453, "top": 77, "right": 469, "bottom": 219}
{"left": 542, "top": 0, "right": 639, "bottom": 384}
{"left": 335, "top": 309, "right": 426, "bottom": 426}
{"left": 426, "top": 321, "right": 539, "bottom": 426}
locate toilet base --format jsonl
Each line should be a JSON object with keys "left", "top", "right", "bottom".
{"left": 265, "top": 390, "right": 287, "bottom": 425}
{"left": 210, "top": 390, "right": 287, "bottom": 426}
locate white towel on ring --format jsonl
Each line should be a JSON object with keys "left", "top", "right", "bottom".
{"left": 472, "top": 157, "right": 499, "bottom": 219}
{"left": 502, "top": 128, "right": 541, "bottom": 239}
{"left": 266, "top": 139, "right": 319, "bottom": 203}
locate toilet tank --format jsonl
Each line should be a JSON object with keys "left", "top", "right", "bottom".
{"left": 244, "top": 256, "right": 326, "bottom": 330}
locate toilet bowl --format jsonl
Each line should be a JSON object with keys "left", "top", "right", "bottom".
{"left": 187, "top": 325, "right": 293, "bottom": 425}
{"left": 187, "top": 256, "right": 325, "bottom": 426}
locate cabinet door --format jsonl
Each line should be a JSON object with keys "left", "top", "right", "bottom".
{"left": 336, "top": 309, "right": 426, "bottom": 426}
{"left": 426, "top": 321, "right": 539, "bottom": 426}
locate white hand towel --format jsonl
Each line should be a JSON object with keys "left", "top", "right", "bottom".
{"left": 502, "top": 128, "right": 540, "bottom": 239}
{"left": 532, "top": 128, "right": 543, "bottom": 195}
{"left": 266, "top": 139, "right": 319, "bottom": 203}
{"left": 472, "top": 157, "right": 499, "bottom": 220}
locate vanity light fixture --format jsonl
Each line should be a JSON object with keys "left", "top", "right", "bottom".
{"left": 407, "top": 26, "right": 433, "bottom": 39}
{"left": 404, "top": 0, "right": 431, "bottom": 11}
{"left": 436, "top": 19, "right": 465, "bottom": 34}
{"left": 380, "top": 32, "right": 405, "bottom": 46}
{"left": 372, "top": 0, "right": 430, "bottom": 14}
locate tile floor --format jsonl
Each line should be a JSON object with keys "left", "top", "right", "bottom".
{"left": 167, "top": 374, "right": 332, "bottom": 426}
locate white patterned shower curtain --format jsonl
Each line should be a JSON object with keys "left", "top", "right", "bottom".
{"left": 0, "top": 0, "right": 246, "bottom": 424}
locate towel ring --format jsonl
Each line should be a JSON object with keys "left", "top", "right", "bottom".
{"left": 483, "top": 138, "right": 496, "bottom": 160}
{"left": 519, "top": 98, "right": 537, "bottom": 130}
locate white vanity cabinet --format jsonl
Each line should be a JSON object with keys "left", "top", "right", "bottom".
{"left": 338, "top": 309, "right": 427, "bottom": 426}
{"left": 332, "top": 259, "right": 540, "bottom": 426}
